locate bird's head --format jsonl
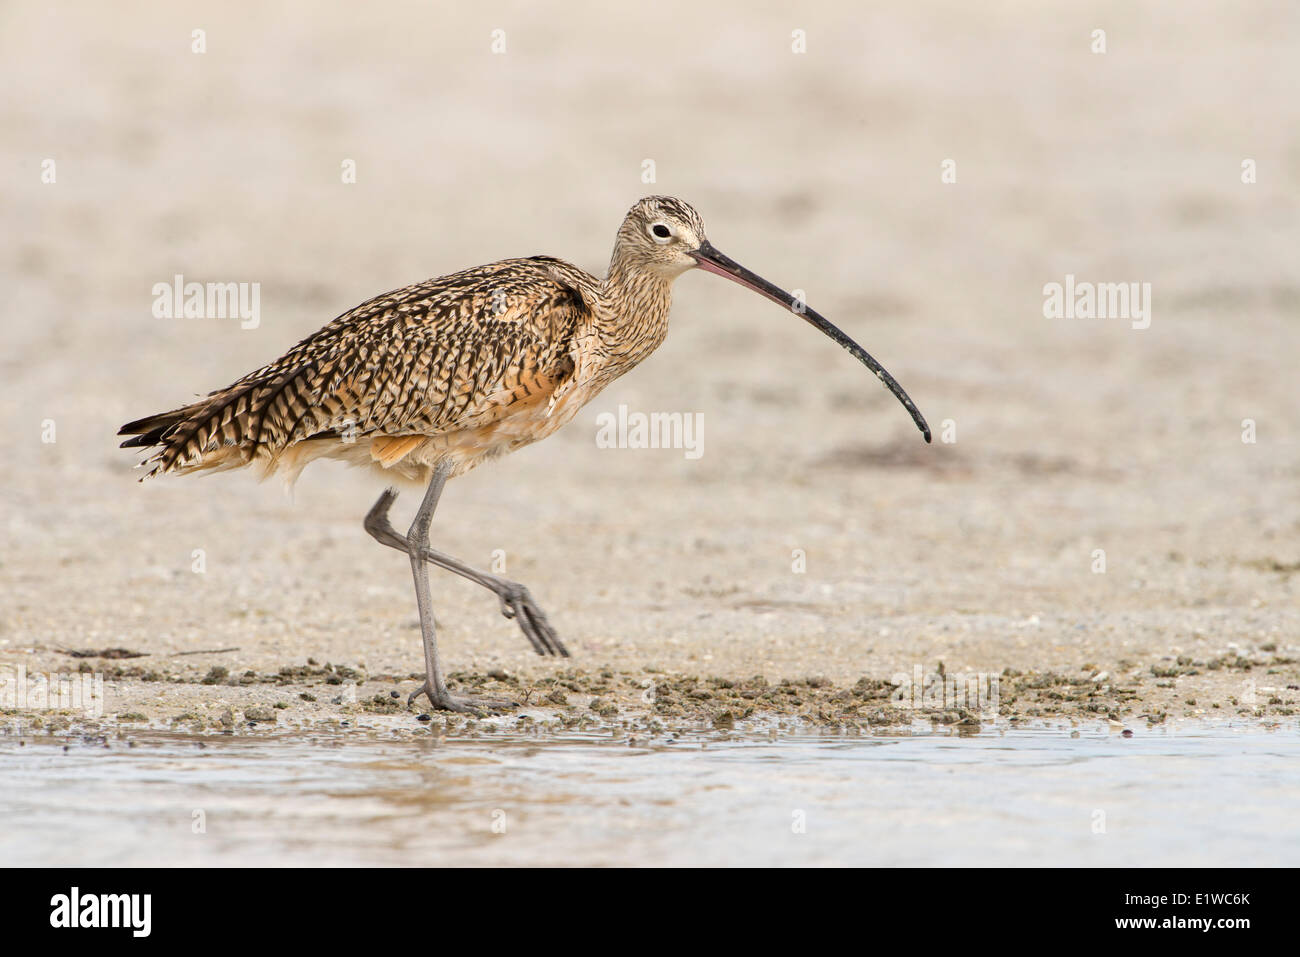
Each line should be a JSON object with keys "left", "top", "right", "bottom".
{"left": 615, "top": 195, "right": 710, "bottom": 278}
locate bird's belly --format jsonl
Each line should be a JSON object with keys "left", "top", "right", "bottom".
{"left": 401, "top": 377, "right": 597, "bottom": 479}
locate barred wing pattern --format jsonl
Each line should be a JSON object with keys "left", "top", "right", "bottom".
{"left": 119, "top": 258, "right": 591, "bottom": 479}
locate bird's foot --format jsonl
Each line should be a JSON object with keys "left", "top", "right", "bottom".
{"left": 407, "top": 682, "right": 518, "bottom": 717}
{"left": 492, "top": 580, "right": 568, "bottom": 657}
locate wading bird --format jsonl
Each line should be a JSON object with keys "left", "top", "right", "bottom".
{"left": 120, "top": 196, "right": 930, "bottom": 714}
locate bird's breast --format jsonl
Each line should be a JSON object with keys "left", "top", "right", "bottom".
{"left": 399, "top": 365, "right": 600, "bottom": 478}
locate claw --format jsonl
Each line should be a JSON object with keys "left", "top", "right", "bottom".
{"left": 407, "top": 681, "right": 517, "bottom": 717}
{"left": 492, "top": 582, "right": 567, "bottom": 657}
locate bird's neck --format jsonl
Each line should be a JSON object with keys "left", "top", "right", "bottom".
{"left": 596, "top": 255, "right": 675, "bottom": 365}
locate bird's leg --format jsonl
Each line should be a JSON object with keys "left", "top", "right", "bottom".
{"left": 364, "top": 488, "right": 568, "bottom": 658}
{"left": 390, "top": 468, "right": 517, "bottom": 717}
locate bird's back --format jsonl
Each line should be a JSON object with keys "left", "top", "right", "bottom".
{"left": 120, "top": 257, "right": 596, "bottom": 484}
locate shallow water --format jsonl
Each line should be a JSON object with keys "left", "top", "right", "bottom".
{"left": 2, "top": 722, "right": 1297, "bottom": 866}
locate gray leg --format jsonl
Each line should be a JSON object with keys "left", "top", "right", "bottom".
{"left": 386, "top": 467, "right": 519, "bottom": 716}
{"left": 365, "top": 487, "right": 567, "bottom": 658}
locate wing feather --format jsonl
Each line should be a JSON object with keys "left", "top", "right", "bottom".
{"left": 119, "top": 259, "right": 592, "bottom": 478}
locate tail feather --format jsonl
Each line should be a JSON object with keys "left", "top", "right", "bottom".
{"left": 118, "top": 431, "right": 163, "bottom": 449}
{"left": 119, "top": 371, "right": 319, "bottom": 480}
{"left": 117, "top": 409, "right": 186, "bottom": 449}
{"left": 117, "top": 393, "right": 251, "bottom": 480}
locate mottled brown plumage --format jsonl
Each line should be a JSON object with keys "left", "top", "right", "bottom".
{"left": 121, "top": 198, "right": 705, "bottom": 487}
{"left": 119, "top": 196, "right": 929, "bottom": 714}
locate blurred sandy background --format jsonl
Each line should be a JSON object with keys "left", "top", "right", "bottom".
{"left": 3, "top": 1, "right": 1297, "bottom": 722}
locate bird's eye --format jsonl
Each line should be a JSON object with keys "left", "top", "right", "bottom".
{"left": 649, "top": 223, "right": 672, "bottom": 243}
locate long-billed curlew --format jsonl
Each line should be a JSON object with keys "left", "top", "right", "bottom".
{"left": 120, "top": 196, "right": 930, "bottom": 714}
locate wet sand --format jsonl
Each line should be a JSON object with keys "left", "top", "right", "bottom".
{"left": 3, "top": 1, "right": 1298, "bottom": 738}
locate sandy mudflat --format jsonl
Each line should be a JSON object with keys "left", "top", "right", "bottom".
{"left": 2, "top": 1, "right": 1298, "bottom": 737}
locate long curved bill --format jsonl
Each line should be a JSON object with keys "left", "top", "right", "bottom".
{"left": 691, "top": 240, "right": 931, "bottom": 443}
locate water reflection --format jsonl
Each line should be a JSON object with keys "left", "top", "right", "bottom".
{"left": 1, "top": 722, "right": 1296, "bottom": 866}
